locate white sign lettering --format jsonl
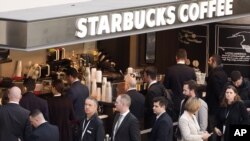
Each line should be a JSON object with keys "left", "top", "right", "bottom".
{"left": 234, "top": 129, "right": 247, "bottom": 136}
{"left": 75, "top": 0, "right": 234, "bottom": 38}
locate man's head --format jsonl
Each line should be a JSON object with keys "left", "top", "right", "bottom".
{"left": 115, "top": 94, "right": 131, "bottom": 113}
{"left": 230, "top": 71, "right": 243, "bottom": 87}
{"left": 153, "top": 97, "right": 167, "bottom": 115}
{"left": 23, "top": 77, "right": 36, "bottom": 92}
{"left": 124, "top": 73, "right": 137, "bottom": 91}
{"left": 51, "top": 79, "right": 64, "bottom": 95}
{"left": 143, "top": 66, "right": 157, "bottom": 83}
{"left": 29, "top": 109, "right": 46, "bottom": 128}
{"left": 8, "top": 86, "right": 22, "bottom": 103}
{"left": 176, "top": 48, "right": 187, "bottom": 61}
{"left": 183, "top": 80, "right": 197, "bottom": 97}
{"left": 208, "top": 54, "right": 222, "bottom": 69}
{"left": 84, "top": 97, "right": 98, "bottom": 118}
{"left": 65, "top": 67, "right": 78, "bottom": 84}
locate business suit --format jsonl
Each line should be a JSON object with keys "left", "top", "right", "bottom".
{"left": 179, "top": 111, "right": 203, "bottom": 141}
{"left": 145, "top": 82, "right": 165, "bottom": 128}
{"left": 66, "top": 81, "right": 89, "bottom": 120}
{"left": 112, "top": 112, "right": 140, "bottom": 141}
{"left": 79, "top": 114, "right": 105, "bottom": 141}
{"left": 150, "top": 112, "right": 173, "bottom": 141}
{"left": 20, "top": 92, "right": 49, "bottom": 120}
{"left": 29, "top": 122, "right": 59, "bottom": 141}
{"left": 164, "top": 63, "right": 196, "bottom": 120}
{"left": 126, "top": 89, "right": 145, "bottom": 121}
{"left": 0, "top": 103, "right": 32, "bottom": 141}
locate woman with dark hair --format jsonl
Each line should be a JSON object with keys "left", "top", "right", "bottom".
{"left": 48, "top": 79, "right": 75, "bottom": 141}
{"left": 214, "top": 85, "right": 250, "bottom": 141}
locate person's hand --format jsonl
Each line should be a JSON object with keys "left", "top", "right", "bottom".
{"left": 201, "top": 131, "right": 212, "bottom": 140}
{"left": 214, "top": 127, "right": 222, "bottom": 136}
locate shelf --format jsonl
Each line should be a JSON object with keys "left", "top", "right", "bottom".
{"left": 0, "top": 58, "right": 12, "bottom": 64}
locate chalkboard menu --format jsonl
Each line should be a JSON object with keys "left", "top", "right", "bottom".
{"left": 216, "top": 24, "right": 250, "bottom": 78}
{"left": 178, "top": 25, "right": 209, "bottom": 73}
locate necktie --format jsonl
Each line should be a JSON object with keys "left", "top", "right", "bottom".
{"left": 113, "top": 114, "right": 123, "bottom": 140}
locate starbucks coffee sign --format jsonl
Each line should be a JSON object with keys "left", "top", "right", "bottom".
{"left": 76, "top": 0, "right": 233, "bottom": 38}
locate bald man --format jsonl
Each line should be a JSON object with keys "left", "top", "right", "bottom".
{"left": 0, "top": 86, "right": 32, "bottom": 141}
{"left": 124, "top": 74, "right": 145, "bottom": 124}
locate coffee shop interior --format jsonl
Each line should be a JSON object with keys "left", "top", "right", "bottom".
{"left": 1, "top": 0, "right": 250, "bottom": 140}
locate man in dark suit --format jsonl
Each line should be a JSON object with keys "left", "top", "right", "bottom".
{"left": 0, "top": 86, "right": 32, "bottom": 141}
{"left": 29, "top": 109, "right": 59, "bottom": 141}
{"left": 144, "top": 66, "right": 166, "bottom": 128}
{"left": 112, "top": 94, "right": 140, "bottom": 141}
{"left": 206, "top": 54, "right": 227, "bottom": 141}
{"left": 20, "top": 77, "right": 49, "bottom": 120}
{"left": 150, "top": 97, "right": 173, "bottom": 141}
{"left": 79, "top": 97, "right": 105, "bottom": 141}
{"left": 124, "top": 73, "right": 145, "bottom": 126}
{"left": 163, "top": 48, "right": 196, "bottom": 121}
{"left": 65, "top": 67, "right": 89, "bottom": 120}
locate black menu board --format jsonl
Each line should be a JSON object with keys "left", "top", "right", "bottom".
{"left": 216, "top": 24, "right": 250, "bottom": 78}
{"left": 178, "top": 25, "right": 209, "bottom": 73}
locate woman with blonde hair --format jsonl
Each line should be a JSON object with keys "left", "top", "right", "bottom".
{"left": 179, "top": 97, "right": 211, "bottom": 141}
{"left": 214, "top": 85, "right": 250, "bottom": 141}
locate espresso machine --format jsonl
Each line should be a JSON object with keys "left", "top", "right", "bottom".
{"left": 46, "top": 48, "right": 71, "bottom": 80}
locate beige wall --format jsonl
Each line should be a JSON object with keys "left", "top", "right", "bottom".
{"left": 221, "top": 16, "right": 250, "bottom": 24}
{"left": 0, "top": 42, "right": 96, "bottom": 77}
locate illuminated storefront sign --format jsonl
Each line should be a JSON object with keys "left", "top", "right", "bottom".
{"left": 76, "top": 0, "right": 233, "bottom": 38}
{"left": 1, "top": 0, "right": 249, "bottom": 50}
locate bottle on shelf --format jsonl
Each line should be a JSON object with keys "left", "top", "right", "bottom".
{"left": 136, "top": 78, "right": 141, "bottom": 91}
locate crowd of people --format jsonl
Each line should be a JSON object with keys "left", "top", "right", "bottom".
{"left": 1, "top": 48, "right": 250, "bottom": 141}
